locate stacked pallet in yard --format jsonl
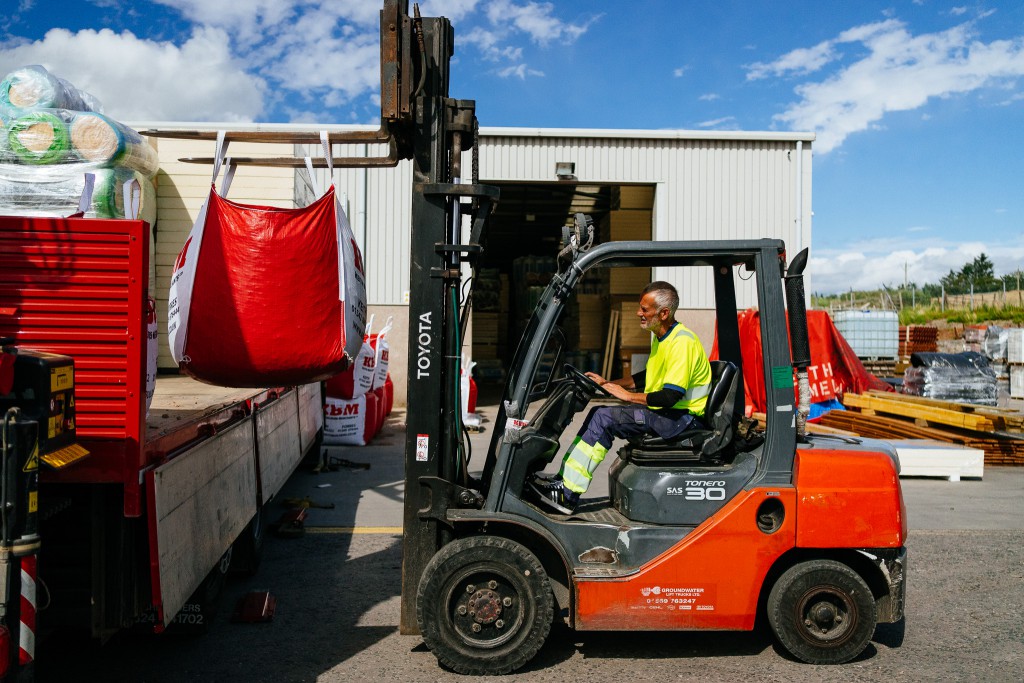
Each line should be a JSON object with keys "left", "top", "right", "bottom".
{"left": 817, "top": 390, "right": 1024, "bottom": 465}
{"left": 899, "top": 325, "right": 938, "bottom": 357}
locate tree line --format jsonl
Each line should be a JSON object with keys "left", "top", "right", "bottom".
{"left": 913, "top": 254, "right": 1023, "bottom": 297}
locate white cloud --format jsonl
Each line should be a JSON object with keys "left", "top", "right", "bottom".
{"left": 699, "top": 93, "right": 720, "bottom": 101}
{"left": 484, "top": 0, "right": 593, "bottom": 45}
{"left": 458, "top": 2, "right": 597, "bottom": 80}
{"left": 153, "top": 0, "right": 304, "bottom": 48}
{"left": 759, "top": 18, "right": 1024, "bottom": 153}
{"left": 950, "top": 6, "right": 969, "bottom": 16}
{"left": 697, "top": 116, "right": 738, "bottom": 128}
{"left": 746, "top": 39, "right": 839, "bottom": 80}
{"left": 497, "top": 64, "right": 544, "bottom": 79}
{"left": 810, "top": 237, "right": 1024, "bottom": 294}
{"left": 673, "top": 66, "right": 688, "bottom": 78}
{"left": 0, "top": 27, "right": 265, "bottom": 121}
{"left": 420, "top": 0, "right": 481, "bottom": 24}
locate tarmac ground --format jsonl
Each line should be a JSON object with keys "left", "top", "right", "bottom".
{"left": 35, "top": 405, "right": 1024, "bottom": 682}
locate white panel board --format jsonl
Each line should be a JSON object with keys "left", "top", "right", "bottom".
{"left": 152, "top": 418, "right": 257, "bottom": 625}
{"left": 890, "top": 439, "right": 984, "bottom": 481}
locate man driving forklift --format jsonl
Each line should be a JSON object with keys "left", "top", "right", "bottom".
{"left": 527, "top": 281, "right": 712, "bottom": 514}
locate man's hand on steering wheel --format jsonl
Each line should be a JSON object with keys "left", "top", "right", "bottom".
{"left": 564, "top": 364, "right": 612, "bottom": 398}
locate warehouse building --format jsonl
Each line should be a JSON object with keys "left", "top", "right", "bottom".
{"left": 145, "top": 125, "right": 814, "bottom": 405}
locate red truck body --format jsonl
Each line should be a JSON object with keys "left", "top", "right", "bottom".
{"left": 0, "top": 215, "right": 322, "bottom": 644}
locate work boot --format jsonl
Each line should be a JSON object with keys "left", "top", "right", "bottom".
{"left": 526, "top": 477, "right": 580, "bottom": 515}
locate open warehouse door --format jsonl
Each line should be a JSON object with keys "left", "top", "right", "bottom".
{"left": 469, "top": 182, "right": 656, "bottom": 402}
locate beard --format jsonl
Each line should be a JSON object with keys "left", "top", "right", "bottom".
{"left": 639, "top": 316, "right": 650, "bottom": 330}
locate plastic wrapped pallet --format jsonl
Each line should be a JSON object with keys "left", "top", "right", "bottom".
{"left": 983, "top": 325, "right": 1008, "bottom": 362}
{"left": 902, "top": 352, "right": 998, "bottom": 405}
{"left": 0, "top": 165, "right": 156, "bottom": 224}
{"left": 1009, "top": 328, "right": 1024, "bottom": 364}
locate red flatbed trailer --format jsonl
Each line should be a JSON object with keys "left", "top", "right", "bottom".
{"left": 0, "top": 214, "right": 322, "bottom": 668}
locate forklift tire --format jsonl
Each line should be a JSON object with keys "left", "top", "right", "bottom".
{"left": 767, "top": 559, "right": 877, "bottom": 664}
{"left": 416, "top": 536, "right": 554, "bottom": 675}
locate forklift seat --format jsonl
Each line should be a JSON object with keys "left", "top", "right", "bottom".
{"left": 626, "top": 360, "right": 742, "bottom": 463}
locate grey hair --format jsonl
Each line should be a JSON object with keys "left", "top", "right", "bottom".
{"left": 642, "top": 281, "right": 679, "bottom": 317}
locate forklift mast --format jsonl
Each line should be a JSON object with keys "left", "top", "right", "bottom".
{"left": 395, "top": 4, "right": 498, "bottom": 633}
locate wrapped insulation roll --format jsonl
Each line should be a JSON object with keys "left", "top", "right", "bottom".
{"left": 70, "top": 112, "right": 159, "bottom": 178}
{"left": 0, "top": 65, "right": 102, "bottom": 114}
{"left": 6, "top": 110, "right": 71, "bottom": 164}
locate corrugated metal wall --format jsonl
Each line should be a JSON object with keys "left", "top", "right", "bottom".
{"left": 304, "top": 130, "right": 812, "bottom": 309}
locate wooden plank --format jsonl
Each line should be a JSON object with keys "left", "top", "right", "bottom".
{"left": 297, "top": 382, "right": 324, "bottom": 454}
{"left": 152, "top": 418, "right": 257, "bottom": 625}
{"left": 862, "top": 389, "right": 1023, "bottom": 432}
{"left": 843, "top": 393, "right": 995, "bottom": 431}
{"left": 255, "top": 389, "right": 302, "bottom": 505}
{"left": 864, "top": 389, "right": 1023, "bottom": 417}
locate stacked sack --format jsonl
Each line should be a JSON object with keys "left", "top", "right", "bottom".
{"left": 324, "top": 317, "right": 395, "bottom": 446}
{"left": 0, "top": 65, "right": 158, "bottom": 224}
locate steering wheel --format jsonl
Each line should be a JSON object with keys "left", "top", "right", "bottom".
{"left": 564, "top": 364, "right": 612, "bottom": 398}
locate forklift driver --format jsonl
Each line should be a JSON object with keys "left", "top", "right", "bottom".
{"left": 528, "top": 281, "right": 712, "bottom": 514}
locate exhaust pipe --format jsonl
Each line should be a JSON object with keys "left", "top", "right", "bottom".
{"left": 784, "top": 248, "right": 811, "bottom": 438}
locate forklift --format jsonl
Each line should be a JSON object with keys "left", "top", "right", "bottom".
{"left": 146, "top": 1, "right": 906, "bottom": 674}
{"left": 389, "top": 3, "right": 906, "bottom": 675}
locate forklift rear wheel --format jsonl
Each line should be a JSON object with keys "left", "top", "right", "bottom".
{"left": 767, "top": 559, "right": 877, "bottom": 664}
{"left": 417, "top": 536, "right": 554, "bottom": 675}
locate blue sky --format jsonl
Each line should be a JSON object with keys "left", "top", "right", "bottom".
{"left": 2, "top": 0, "right": 1023, "bottom": 294}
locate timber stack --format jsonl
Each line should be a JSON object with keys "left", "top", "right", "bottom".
{"left": 818, "top": 390, "right": 1024, "bottom": 465}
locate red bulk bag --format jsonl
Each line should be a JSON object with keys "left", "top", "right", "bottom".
{"left": 373, "top": 384, "right": 387, "bottom": 433}
{"left": 383, "top": 375, "right": 394, "bottom": 415}
{"left": 325, "top": 336, "right": 375, "bottom": 399}
{"left": 168, "top": 131, "right": 366, "bottom": 387}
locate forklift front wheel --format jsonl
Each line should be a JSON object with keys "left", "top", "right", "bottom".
{"left": 767, "top": 559, "right": 877, "bottom": 664}
{"left": 416, "top": 536, "right": 554, "bottom": 675}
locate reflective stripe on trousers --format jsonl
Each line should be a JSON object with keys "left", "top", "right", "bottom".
{"left": 558, "top": 437, "right": 609, "bottom": 494}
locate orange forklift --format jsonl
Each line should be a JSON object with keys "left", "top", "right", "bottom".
{"left": 403, "top": 214, "right": 907, "bottom": 674}
{"left": 340, "top": 2, "right": 908, "bottom": 675}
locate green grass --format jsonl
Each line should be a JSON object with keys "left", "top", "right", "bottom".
{"left": 899, "top": 305, "right": 1024, "bottom": 326}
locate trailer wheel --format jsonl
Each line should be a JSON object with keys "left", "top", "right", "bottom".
{"left": 768, "top": 559, "right": 877, "bottom": 664}
{"left": 417, "top": 536, "right": 553, "bottom": 675}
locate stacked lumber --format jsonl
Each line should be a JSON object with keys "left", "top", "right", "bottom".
{"left": 817, "top": 391, "right": 1024, "bottom": 465}
{"left": 899, "top": 325, "right": 938, "bottom": 357}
